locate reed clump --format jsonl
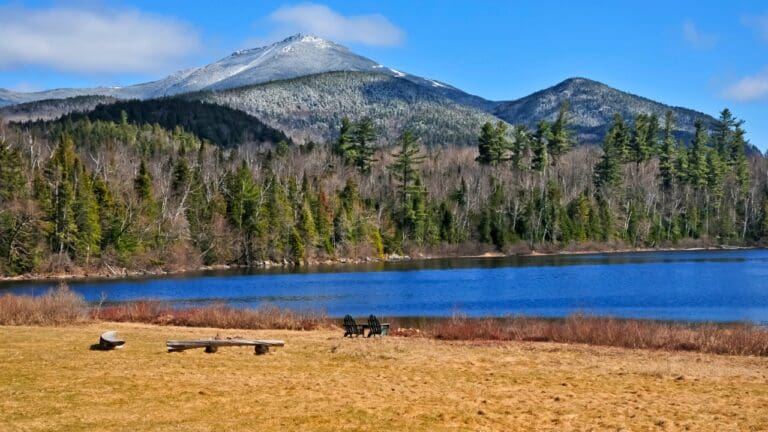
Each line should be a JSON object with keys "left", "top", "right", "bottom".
{"left": 93, "top": 301, "right": 328, "bottom": 330}
{"left": 424, "top": 314, "right": 768, "bottom": 356}
{"left": 0, "top": 283, "right": 88, "bottom": 325}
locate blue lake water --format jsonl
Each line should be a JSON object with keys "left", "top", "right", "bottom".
{"left": 2, "top": 249, "right": 767, "bottom": 322}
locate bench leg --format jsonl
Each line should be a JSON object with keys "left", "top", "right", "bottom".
{"left": 254, "top": 345, "right": 269, "bottom": 355}
{"left": 204, "top": 345, "right": 218, "bottom": 353}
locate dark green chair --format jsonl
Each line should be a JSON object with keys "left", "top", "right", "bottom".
{"left": 343, "top": 314, "right": 364, "bottom": 337}
{"left": 367, "top": 315, "right": 390, "bottom": 337}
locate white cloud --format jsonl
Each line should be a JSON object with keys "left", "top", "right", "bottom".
{"left": 264, "top": 3, "right": 404, "bottom": 47}
{"left": 722, "top": 68, "right": 768, "bottom": 102}
{"left": 682, "top": 19, "right": 717, "bottom": 50}
{"left": 742, "top": 14, "right": 768, "bottom": 43}
{"left": 0, "top": 5, "right": 202, "bottom": 74}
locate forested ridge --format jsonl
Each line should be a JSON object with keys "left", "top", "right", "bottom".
{"left": 0, "top": 105, "right": 765, "bottom": 277}
{"left": 25, "top": 98, "right": 292, "bottom": 148}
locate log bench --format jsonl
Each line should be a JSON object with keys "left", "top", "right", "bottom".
{"left": 166, "top": 338, "right": 285, "bottom": 355}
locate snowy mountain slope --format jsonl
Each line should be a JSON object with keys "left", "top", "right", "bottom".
{"left": 0, "top": 34, "right": 488, "bottom": 108}
{"left": 493, "top": 78, "right": 717, "bottom": 144}
{"left": 190, "top": 71, "right": 503, "bottom": 146}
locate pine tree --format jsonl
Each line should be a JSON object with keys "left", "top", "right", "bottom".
{"left": 531, "top": 120, "right": 552, "bottom": 173}
{"left": 0, "top": 139, "right": 24, "bottom": 202}
{"left": 476, "top": 122, "right": 495, "bottom": 165}
{"left": 549, "top": 102, "right": 573, "bottom": 161}
{"left": 713, "top": 108, "right": 736, "bottom": 161}
{"left": 46, "top": 135, "right": 80, "bottom": 259}
{"left": 688, "top": 119, "right": 709, "bottom": 187}
{"left": 476, "top": 122, "right": 509, "bottom": 165}
{"left": 336, "top": 116, "right": 357, "bottom": 164}
{"left": 389, "top": 130, "right": 426, "bottom": 206}
{"left": 352, "top": 117, "right": 376, "bottom": 173}
{"left": 171, "top": 155, "right": 190, "bottom": 197}
{"left": 594, "top": 114, "right": 627, "bottom": 189}
{"left": 658, "top": 111, "right": 677, "bottom": 190}
{"left": 134, "top": 160, "right": 153, "bottom": 201}
{"left": 223, "top": 161, "right": 260, "bottom": 264}
{"left": 74, "top": 169, "right": 101, "bottom": 265}
{"left": 630, "top": 114, "right": 654, "bottom": 168}
{"left": 510, "top": 125, "right": 531, "bottom": 170}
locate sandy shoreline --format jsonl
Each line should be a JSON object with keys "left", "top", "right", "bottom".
{"left": 0, "top": 244, "right": 756, "bottom": 284}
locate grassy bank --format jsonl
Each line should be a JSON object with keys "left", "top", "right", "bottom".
{"left": 2, "top": 287, "right": 767, "bottom": 356}
{"left": 1, "top": 322, "right": 767, "bottom": 431}
{"left": 401, "top": 315, "right": 768, "bottom": 357}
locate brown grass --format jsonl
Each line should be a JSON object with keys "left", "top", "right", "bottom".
{"left": 1, "top": 322, "right": 767, "bottom": 431}
{"left": 0, "top": 283, "right": 87, "bottom": 325}
{"left": 93, "top": 301, "right": 329, "bottom": 330}
{"left": 415, "top": 314, "right": 768, "bottom": 356}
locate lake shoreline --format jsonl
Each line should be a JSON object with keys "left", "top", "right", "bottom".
{"left": 0, "top": 244, "right": 757, "bottom": 284}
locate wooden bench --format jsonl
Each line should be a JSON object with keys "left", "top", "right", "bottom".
{"left": 99, "top": 331, "right": 126, "bottom": 350}
{"left": 166, "top": 338, "right": 285, "bottom": 355}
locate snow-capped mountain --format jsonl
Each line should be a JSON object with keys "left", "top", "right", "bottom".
{"left": 493, "top": 77, "right": 717, "bottom": 144}
{"left": 0, "top": 34, "right": 480, "bottom": 105}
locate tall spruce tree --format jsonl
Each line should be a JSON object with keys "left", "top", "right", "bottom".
{"left": 688, "top": 119, "right": 709, "bottom": 187}
{"left": 549, "top": 102, "right": 573, "bottom": 161}
{"left": 658, "top": 111, "right": 677, "bottom": 190}
{"left": 476, "top": 121, "right": 509, "bottom": 165}
{"left": 532, "top": 120, "right": 552, "bottom": 173}
{"left": 336, "top": 116, "right": 356, "bottom": 164}
{"left": 511, "top": 125, "right": 531, "bottom": 170}
{"left": 352, "top": 117, "right": 376, "bottom": 173}
{"left": 594, "top": 114, "right": 627, "bottom": 189}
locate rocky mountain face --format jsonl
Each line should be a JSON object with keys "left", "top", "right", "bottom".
{"left": 493, "top": 78, "right": 716, "bottom": 144}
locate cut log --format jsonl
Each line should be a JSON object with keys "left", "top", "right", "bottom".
{"left": 99, "top": 331, "right": 125, "bottom": 350}
{"left": 166, "top": 338, "right": 285, "bottom": 353}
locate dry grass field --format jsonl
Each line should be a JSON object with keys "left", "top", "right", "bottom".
{"left": 1, "top": 323, "right": 767, "bottom": 431}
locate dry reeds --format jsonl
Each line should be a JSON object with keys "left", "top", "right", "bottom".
{"left": 424, "top": 314, "right": 768, "bottom": 356}
{"left": 0, "top": 283, "right": 88, "bottom": 325}
{"left": 93, "top": 301, "right": 329, "bottom": 330}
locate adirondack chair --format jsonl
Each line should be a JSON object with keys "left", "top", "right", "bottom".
{"left": 367, "top": 315, "right": 390, "bottom": 337}
{"left": 343, "top": 314, "right": 364, "bottom": 337}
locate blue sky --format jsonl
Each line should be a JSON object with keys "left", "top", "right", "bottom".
{"left": 1, "top": 0, "right": 767, "bottom": 149}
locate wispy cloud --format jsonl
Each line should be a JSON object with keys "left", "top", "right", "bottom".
{"left": 722, "top": 68, "right": 768, "bottom": 102}
{"left": 742, "top": 14, "right": 768, "bottom": 44}
{"left": 682, "top": 19, "right": 717, "bottom": 50}
{"left": 0, "top": 5, "right": 202, "bottom": 75}
{"left": 258, "top": 3, "right": 405, "bottom": 47}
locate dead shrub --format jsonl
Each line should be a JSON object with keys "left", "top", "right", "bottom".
{"left": 0, "top": 283, "right": 87, "bottom": 325}
{"left": 421, "top": 314, "right": 768, "bottom": 357}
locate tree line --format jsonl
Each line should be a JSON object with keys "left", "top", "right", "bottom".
{"left": 0, "top": 105, "right": 765, "bottom": 276}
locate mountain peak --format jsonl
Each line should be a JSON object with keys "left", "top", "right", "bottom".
{"left": 556, "top": 77, "right": 606, "bottom": 88}
{"left": 230, "top": 33, "right": 338, "bottom": 57}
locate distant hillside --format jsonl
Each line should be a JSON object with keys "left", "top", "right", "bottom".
{"left": 493, "top": 78, "right": 717, "bottom": 144}
{"left": 41, "top": 98, "right": 291, "bottom": 148}
{"left": 190, "top": 71, "right": 505, "bottom": 146}
{"left": 0, "top": 96, "right": 118, "bottom": 122}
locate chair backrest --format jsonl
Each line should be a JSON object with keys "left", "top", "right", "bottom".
{"left": 368, "top": 315, "right": 381, "bottom": 334}
{"left": 343, "top": 314, "right": 356, "bottom": 331}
